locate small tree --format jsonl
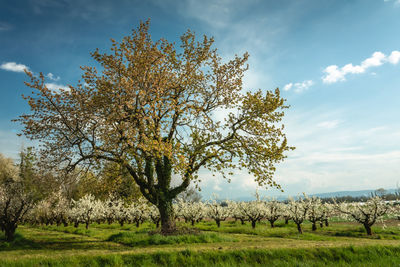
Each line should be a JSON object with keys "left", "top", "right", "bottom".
{"left": 177, "top": 186, "right": 202, "bottom": 203}
{"left": 207, "top": 199, "right": 231, "bottom": 227}
{"left": 239, "top": 197, "right": 266, "bottom": 229}
{"left": 0, "top": 152, "right": 41, "bottom": 241}
{"left": 307, "top": 197, "right": 323, "bottom": 231}
{"left": 287, "top": 195, "right": 311, "bottom": 234}
{"left": 17, "top": 21, "right": 293, "bottom": 234}
{"left": 70, "top": 194, "right": 98, "bottom": 229}
{"left": 264, "top": 199, "right": 281, "bottom": 228}
{"left": 334, "top": 196, "right": 389, "bottom": 235}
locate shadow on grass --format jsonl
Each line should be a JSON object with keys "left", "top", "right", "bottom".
{"left": 0, "top": 233, "right": 40, "bottom": 251}
{"left": 107, "top": 231, "right": 237, "bottom": 247}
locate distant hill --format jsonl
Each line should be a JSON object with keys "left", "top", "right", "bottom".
{"left": 233, "top": 188, "right": 399, "bottom": 202}
{"left": 311, "top": 188, "right": 398, "bottom": 199}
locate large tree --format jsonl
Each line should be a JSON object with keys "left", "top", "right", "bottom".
{"left": 17, "top": 21, "right": 293, "bottom": 234}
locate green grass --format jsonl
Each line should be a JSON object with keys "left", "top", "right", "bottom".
{"left": 107, "top": 231, "right": 237, "bottom": 246}
{"left": 1, "top": 246, "right": 400, "bottom": 266}
{"left": 1, "top": 220, "right": 400, "bottom": 266}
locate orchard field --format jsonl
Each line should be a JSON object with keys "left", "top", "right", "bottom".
{"left": 1, "top": 17, "right": 400, "bottom": 267}
{"left": 1, "top": 218, "right": 400, "bottom": 266}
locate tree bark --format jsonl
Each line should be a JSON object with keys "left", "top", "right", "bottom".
{"left": 251, "top": 220, "right": 256, "bottom": 229}
{"left": 269, "top": 220, "right": 275, "bottom": 228}
{"left": 216, "top": 220, "right": 221, "bottom": 228}
{"left": 5, "top": 225, "right": 17, "bottom": 242}
{"left": 364, "top": 224, "right": 372, "bottom": 235}
{"left": 285, "top": 218, "right": 289, "bottom": 224}
{"left": 312, "top": 222, "right": 317, "bottom": 231}
{"left": 296, "top": 223, "right": 303, "bottom": 234}
{"left": 158, "top": 199, "right": 176, "bottom": 234}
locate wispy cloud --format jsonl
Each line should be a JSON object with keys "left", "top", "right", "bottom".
{"left": 46, "top": 72, "right": 60, "bottom": 81}
{"left": 384, "top": 0, "right": 400, "bottom": 6}
{"left": 0, "top": 22, "right": 13, "bottom": 31}
{"left": 322, "top": 51, "right": 400, "bottom": 84}
{"left": 283, "top": 80, "right": 314, "bottom": 93}
{"left": 317, "top": 120, "right": 341, "bottom": 129}
{"left": 45, "top": 83, "right": 69, "bottom": 92}
{"left": 1, "top": 61, "right": 67, "bottom": 91}
{"left": 0, "top": 62, "right": 30, "bottom": 73}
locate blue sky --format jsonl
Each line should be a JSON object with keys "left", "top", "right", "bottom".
{"left": 1, "top": 0, "right": 400, "bottom": 199}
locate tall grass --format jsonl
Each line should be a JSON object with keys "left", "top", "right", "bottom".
{"left": 107, "top": 231, "right": 237, "bottom": 246}
{"left": 1, "top": 245, "right": 399, "bottom": 266}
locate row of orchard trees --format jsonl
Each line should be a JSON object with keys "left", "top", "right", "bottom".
{"left": 2, "top": 150, "right": 399, "bottom": 241}
{"left": 22, "top": 192, "right": 400, "bottom": 237}
{"left": 0, "top": 149, "right": 141, "bottom": 242}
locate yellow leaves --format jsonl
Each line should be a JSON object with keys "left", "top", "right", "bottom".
{"left": 17, "top": 20, "right": 293, "bottom": 198}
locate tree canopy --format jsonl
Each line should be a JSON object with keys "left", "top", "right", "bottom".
{"left": 17, "top": 21, "right": 293, "bottom": 233}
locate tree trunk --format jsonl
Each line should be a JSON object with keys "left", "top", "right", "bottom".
{"left": 74, "top": 221, "right": 79, "bottom": 228}
{"left": 156, "top": 221, "right": 160, "bottom": 228}
{"left": 364, "top": 224, "right": 372, "bottom": 235}
{"left": 269, "top": 220, "right": 275, "bottom": 228}
{"left": 285, "top": 218, "right": 289, "bottom": 224}
{"left": 85, "top": 221, "right": 89, "bottom": 229}
{"left": 251, "top": 220, "right": 256, "bottom": 229}
{"left": 325, "top": 219, "right": 329, "bottom": 227}
{"left": 312, "top": 222, "right": 317, "bottom": 231}
{"left": 216, "top": 220, "right": 221, "bottom": 228}
{"left": 5, "top": 225, "right": 16, "bottom": 242}
{"left": 320, "top": 221, "right": 323, "bottom": 228}
{"left": 158, "top": 199, "right": 176, "bottom": 235}
{"left": 136, "top": 220, "right": 140, "bottom": 228}
{"left": 191, "top": 220, "right": 195, "bottom": 226}
{"left": 296, "top": 223, "right": 303, "bottom": 234}
{"left": 119, "top": 220, "right": 124, "bottom": 227}
{"left": 240, "top": 219, "right": 245, "bottom": 225}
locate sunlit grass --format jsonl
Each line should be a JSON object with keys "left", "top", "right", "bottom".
{"left": 2, "top": 220, "right": 400, "bottom": 266}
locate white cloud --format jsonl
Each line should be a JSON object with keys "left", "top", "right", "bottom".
{"left": 46, "top": 72, "right": 60, "bottom": 81}
{"left": 388, "top": 51, "right": 400, "bottom": 64}
{"left": 361, "top": 51, "right": 386, "bottom": 68}
{"left": 0, "top": 62, "right": 30, "bottom": 73}
{"left": 342, "top": 63, "right": 364, "bottom": 74}
{"left": 384, "top": 0, "right": 400, "bottom": 5}
{"left": 322, "top": 51, "right": 400, "bottom": 84}
{"left": 294, "top": 80, "right": 314, "bottom": 93}
{"left": 283, "top": 80, "right": 313, "bottom": 93}
{"left": 283, "top": 83, "right": 293, "bottom": 91}
{"left": 322, "top": 65, "right": 344, "bottom": 83}
{"left": 213, "top": 184, "right": 222, "bottom": 191}
{"left": 45, "top": 83, "right": 69, "bottom": 92}
{"left": 317, "top": 120, "right": 341, "bottom": 129}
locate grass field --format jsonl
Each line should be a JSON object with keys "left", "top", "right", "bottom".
{"left": 1, "top": 219, "right": 400, "bottom": 266}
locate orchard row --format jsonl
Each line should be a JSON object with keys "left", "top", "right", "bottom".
{"left": 22, "top": 192, "right": 400, "bottom": 236}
